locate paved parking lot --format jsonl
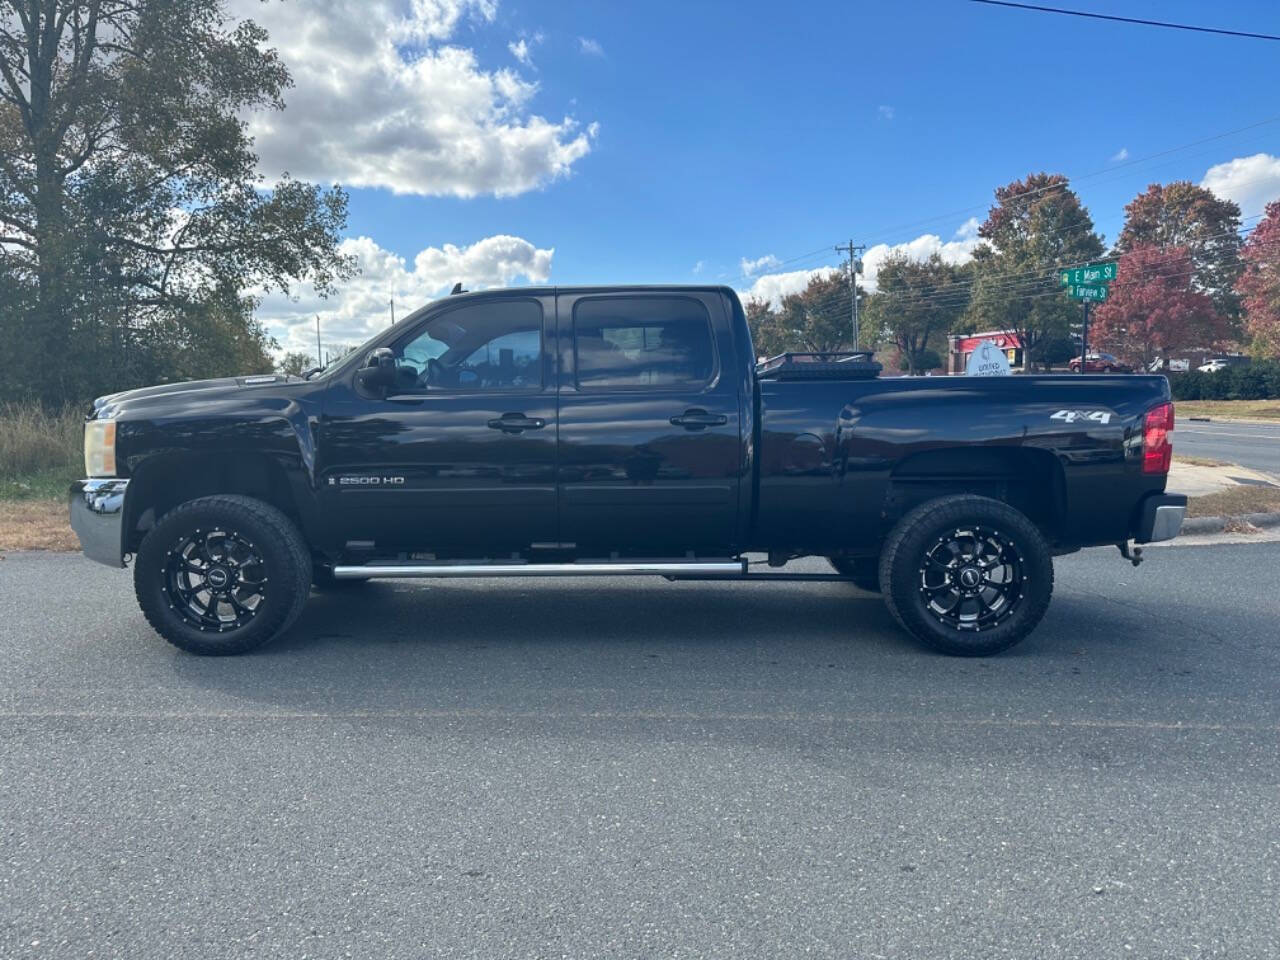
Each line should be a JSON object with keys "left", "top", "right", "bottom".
{"left": 2, "top": 543, "right": 1278, "bottom": 959}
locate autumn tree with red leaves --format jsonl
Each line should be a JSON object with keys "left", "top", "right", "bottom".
{"left": 1236, "top": 200, "right": 1280, "bottom": 357}
{"left": 1117, "top": 182, "right": 1243, "bottom": 321}
{"left": 1092, "top": 245, "right": 1228, "bottom": 371}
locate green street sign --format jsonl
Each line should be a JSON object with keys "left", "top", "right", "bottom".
{"left": 1066, "top": 283, "right": 1108, "bottom": 302}
{"left": 1060, "top": 261, "right": 1117, "bottom": 286}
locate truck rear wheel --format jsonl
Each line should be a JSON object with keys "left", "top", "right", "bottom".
{"left": 828, "top": 557, "right": 880, "bottom": 592}
{"left": 879, "top": 495, "right": 1053, "bottom": 657}
{"left": 134, "top": 495, "right": 312, "bottom": 656}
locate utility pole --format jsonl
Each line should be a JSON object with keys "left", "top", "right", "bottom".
{"left": 1078, "top": 301, "right": 1089, "bottom": 375}
{"left": 835, "top": 240, "right": 867, "bottom": 350}
{"left": 315, "top": 315, "right": 322, "bottom": 370}
{"left": 390, "top": 298, "right": 395, "bottom": 327}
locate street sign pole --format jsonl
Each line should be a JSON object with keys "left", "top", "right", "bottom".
{"left": 1078, "top": 301, "right": 1089, "bottom": 375}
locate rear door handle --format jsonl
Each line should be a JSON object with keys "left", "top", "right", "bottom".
{"left": 670, "top": 408, "right": 728, "bottom": 430}
{"left": 488, "top": 413, "right": 547, "bottom": 433}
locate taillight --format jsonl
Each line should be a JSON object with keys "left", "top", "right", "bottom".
{"left": 1143, "top": 401, "right": 1174, "bottom": 475}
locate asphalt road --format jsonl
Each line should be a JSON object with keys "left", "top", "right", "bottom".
{"left": 2, "top": 544, "right": 1279, "bottom": 959}
{"left": 1176, "top": 417, "right": 1280, "bottom": 477}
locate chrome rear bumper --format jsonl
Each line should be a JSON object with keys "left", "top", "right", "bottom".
{"left": 1135, "top": 492, "right": 1187, "bottom": 544}
{"left": 69, "top": 479, "right": 130, "bottom": 568}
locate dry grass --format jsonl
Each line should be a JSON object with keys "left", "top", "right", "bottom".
{"left": 0, "top": 402, "right": 82, "bottom": 499}
{"left": 1185, "top": 485, "right": 1280, "bottom": 519}
{"left": 0, "top": 498, "right": 78, "bottom": 552}
{"left": 1173, "top": 454, "right": 1229, "bottom": 468}
{"left": 1177, "top": 400, "right": 1280, "bottom": 422}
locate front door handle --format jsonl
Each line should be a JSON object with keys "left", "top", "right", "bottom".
{"left": 488, "top": 413, "right": 547, "bottom": 433}
{"left": 670, "top": 408, "right": 728, "bottom": 430}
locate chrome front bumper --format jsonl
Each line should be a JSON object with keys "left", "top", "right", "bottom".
{"left": 69, "top": 479, "right": 130, "bottom": 568}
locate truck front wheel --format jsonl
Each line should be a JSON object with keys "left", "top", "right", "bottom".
{"left": 133, "top": 495, "right": 312, "bottom": 656}
{"left": 879, "top": 495, "right": 1054, "bottom": 656}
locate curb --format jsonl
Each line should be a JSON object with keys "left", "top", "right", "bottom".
{"left": 1181, "top": 511, "right": 1280, "bottom": 536}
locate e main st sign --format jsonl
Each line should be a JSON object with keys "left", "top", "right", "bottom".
{"left": 1060, "top": 261, "right": 1117, "bottom": 287}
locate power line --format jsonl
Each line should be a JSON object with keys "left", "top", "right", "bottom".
{"left": 735, "top": 113, "right": 1280, "bottom": 290}
{"left": 968, "top": 1, "right": 1280, "bottom": 42}
{"left": 754, "top": 231, "right": 1277, "bottom": 318}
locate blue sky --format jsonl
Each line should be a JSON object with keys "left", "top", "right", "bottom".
{"left": 244, "top": 0, "right": 1280, "bottom": 355}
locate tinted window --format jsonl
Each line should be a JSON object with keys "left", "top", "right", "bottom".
{"left": 574, "top": 297, "right": 715, "bottom": 389}
{"left": 396, "top": 300, "right": 542, "bottom": 391}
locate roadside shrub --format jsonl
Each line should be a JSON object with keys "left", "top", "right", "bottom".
{"left": 1168, "top": 361, "right": 1280, "bottom": 401}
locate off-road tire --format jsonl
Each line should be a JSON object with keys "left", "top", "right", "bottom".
{"left": 879, "top": 494, "right": 1053, "bottom": 657}
{"left": 134, "top": 495, "right": 312, "bottom": 655}
{"left": 828, "top": 557, "right": 880, "bottom": 592}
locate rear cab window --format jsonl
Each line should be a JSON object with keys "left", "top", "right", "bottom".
{"left": 573, "top": 297, "right": 717, "bottom": 390}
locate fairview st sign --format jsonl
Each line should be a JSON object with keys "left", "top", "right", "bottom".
{"left": 1064, "top": 283, "right": 1108, "bottom": 302}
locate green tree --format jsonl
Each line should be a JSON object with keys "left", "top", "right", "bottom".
{"left": 0, "top": 0, "right": 355, "bottom": 403}
{"left": 1116, "top": 181, "right": 1243, "bottom": 323}
{"left": 963, "top": 173, "right": 1104, "bottom": 372}
{"left": 276, "top": 351, "right": 316, "bottom": 378}
{"left": 743, "top": 266, "right": 866, "bottom": 357}
{"left": 865, "top": 252, "right": 969, "bottom": 375}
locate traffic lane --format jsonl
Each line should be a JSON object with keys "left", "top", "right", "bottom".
{"left": 1176, "top": 417, "right": 1280, "bottom": 476}
{"left": 2, "top": 545, "right": 1279, "bottom": 960}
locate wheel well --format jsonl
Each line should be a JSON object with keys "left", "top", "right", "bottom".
{"left": 884, "top": 447, "right": 1066, "bottom": 542}
{"left": 124, "top": 453, "right": 302, "bottom": 553}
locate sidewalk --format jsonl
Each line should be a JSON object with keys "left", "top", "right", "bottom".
{"left": 1168, "top": 459, "right": 1279, "bottom": 498}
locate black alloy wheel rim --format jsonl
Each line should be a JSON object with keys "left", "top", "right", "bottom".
{"left": 918, "top": 526, "right": 1024, "bottom": 632}
{"left": 163, "top": 528, "right": 268, "bottom": 631}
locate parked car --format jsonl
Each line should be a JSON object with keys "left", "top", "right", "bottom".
{"left": 1197, "top": 359, "right": 1230, "bottom": 373}
{"left": 70, "top": 285, "right": 1186, "bottom": 658}
{"left": 1068, "top": 352, "right": 1133, "bottom": 373}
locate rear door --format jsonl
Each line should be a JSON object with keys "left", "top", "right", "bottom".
{"left": 554, "top": 291, "right": 742, "bottom": 557}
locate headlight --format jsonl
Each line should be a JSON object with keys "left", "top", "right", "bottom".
{"left": 84, "top": 420, "right": 117, "bottom": 477}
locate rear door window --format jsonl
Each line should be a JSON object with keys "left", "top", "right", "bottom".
{"left": 573, "top": 297, "right": 716, "bottom": 389}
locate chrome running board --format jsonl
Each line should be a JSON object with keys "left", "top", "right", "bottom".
{"left": 331, "top": 560, "right": 748, "bottom": 580}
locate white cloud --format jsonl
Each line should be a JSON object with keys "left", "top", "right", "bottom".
{"left": 234, "top": 0, "right": 596, "bottom": 197}
{"left": 877, "top": 105, "right": 895, "bottom": 121}
{"left": 860, "top": 221, "right": 981, "bottom": 291}
{"left": 740, "top": 253, "right": 781, "bottom": 276}
{"left": 692, "top": 260, "right": 705, "bottom": 275}
{"left": 1201, "top": 153, "right": 1280, "bottom": 220}
{"left": 1111, "top": 147, "right": 1129, "bottom": 162}
{"left": 736, "top": 220, "right": 982, "bottom": 308}
{"left": 738, "top": 267, "right": 840, "bottom": 309}
{"left": 256, "top": 234, "right": 554, "bottom": 355}
{"left": 578, "top": 36, "right": 604, "bottom": 57}
{"left": 508, "top": 38, "right": 532, "bottom": 66}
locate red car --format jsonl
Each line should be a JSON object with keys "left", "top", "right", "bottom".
{"left": 1068, "top": 352, "right": 1133, "bottom": 374}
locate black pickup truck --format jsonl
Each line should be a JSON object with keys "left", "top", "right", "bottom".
{"left": 71, "top": 285, "right": 1185, "bottom": 657}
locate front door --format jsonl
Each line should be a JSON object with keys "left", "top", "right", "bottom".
{"left": 555, "top": 291, "right": 742, "bottom": 557}
{"left": 318, "top": 292, "right": 557, "bottom": 558}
